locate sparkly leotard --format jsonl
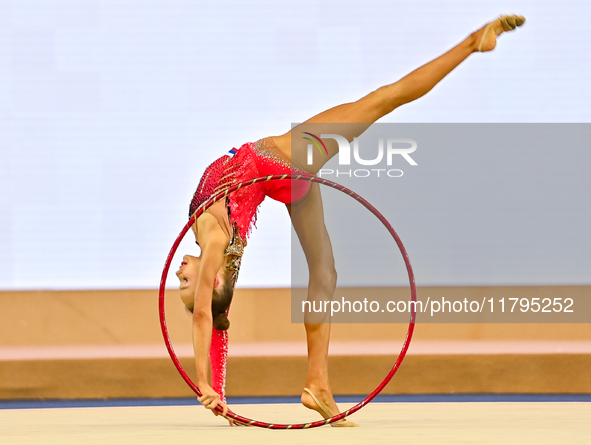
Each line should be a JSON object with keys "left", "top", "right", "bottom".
{"left": 188, "top": 137, "right": 311, "bottom": 400}
{"left": 189, "top": 138, "right": 310, "bottom": 240}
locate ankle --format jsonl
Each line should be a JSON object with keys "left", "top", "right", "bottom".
{"left": 304, "top": 384, "right": 330, "bottom": 397}
{"left": 466, "top": 31, "right": 480, "bottom": 53}
{"left": 304, "top": 380, "right": 331, "bottom": 394}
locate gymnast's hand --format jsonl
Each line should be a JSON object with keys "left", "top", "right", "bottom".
{"left": 223, "top": 412, "right": 247, "bottom": 427}
{"left": 197, "top": 383, "right": 228, "bottom": 417}
{"left": 197, "top": 384, "right": 247, "bottom": 427}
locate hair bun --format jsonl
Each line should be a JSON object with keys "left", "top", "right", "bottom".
{"left": 213, "top": 313, "right": 230, "bottom": 331}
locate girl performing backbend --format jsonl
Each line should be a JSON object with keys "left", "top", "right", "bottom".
{"left": 176, "top": 15, "right": 525, "bottom": 426}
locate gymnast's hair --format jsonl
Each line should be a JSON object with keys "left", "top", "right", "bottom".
{"left": 211, "top": 278, "right": 234, "bottom": 330}
{"left": 186, "top": 272, "right": 234, "bottom": 331}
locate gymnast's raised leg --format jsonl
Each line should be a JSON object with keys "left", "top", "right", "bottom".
{"left": 274, "top": 14, "right": 525, "bottom": 172}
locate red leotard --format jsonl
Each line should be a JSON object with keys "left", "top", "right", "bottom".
{"left": 188, "top": 137, "right": 310, "bottom": 400}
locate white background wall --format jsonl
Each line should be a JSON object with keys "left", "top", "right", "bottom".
{"left": 0, "top": 0, "right": 589, "bottom": 289}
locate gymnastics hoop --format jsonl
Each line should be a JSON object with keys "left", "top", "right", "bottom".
{"left": 159, "top": 173, "right": 417, "bottom": 429}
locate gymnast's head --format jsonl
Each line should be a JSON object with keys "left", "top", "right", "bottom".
{"left": 176, "top": 254, "right": 234, "bottom": 330}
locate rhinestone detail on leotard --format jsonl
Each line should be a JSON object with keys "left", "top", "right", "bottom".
{"left": 224, "top": 226, "right": 244, "bottom": 284}
{"left": 254, "top": 138, "right": 308, "bottom": 173}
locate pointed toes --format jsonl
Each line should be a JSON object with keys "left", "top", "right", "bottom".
{"left": 515, "top": 15, "right": 526, "bottom": 27}
{"left": 499, "top": 14, "right": 526, "bottom": 31}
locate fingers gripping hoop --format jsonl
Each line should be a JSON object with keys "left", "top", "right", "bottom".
{"left": 159, "top": 174, "right": 417, "bottom": 429}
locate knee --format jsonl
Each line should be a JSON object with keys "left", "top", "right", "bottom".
{"left": 309, "top": 266, "right": 337, "bottom": 295}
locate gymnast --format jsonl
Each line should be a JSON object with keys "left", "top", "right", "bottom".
{"left": 175, "top": 15, "right": 525, "bottom": 426}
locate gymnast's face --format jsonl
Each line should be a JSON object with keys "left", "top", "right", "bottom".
{"left": 176, "top": 254, "right": 224, "bottom": 311}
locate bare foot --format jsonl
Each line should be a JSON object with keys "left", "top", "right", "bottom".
{"left": 301, "top": 387, "right": 359, "bottom": 427}
{"left": 475, "top": 14, "right": 526, "bottom": 52}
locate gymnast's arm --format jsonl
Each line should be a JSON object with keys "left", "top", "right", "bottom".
{"left": 193, "top": 214, "right": 228, "bottom": 416}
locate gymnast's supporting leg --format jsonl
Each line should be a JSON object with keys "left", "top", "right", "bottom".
{"left": 273, "top": 15, "right": 525, "bottom": 172}
{"left": 287, "top": 184, "right": 358, "bottom": 426}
